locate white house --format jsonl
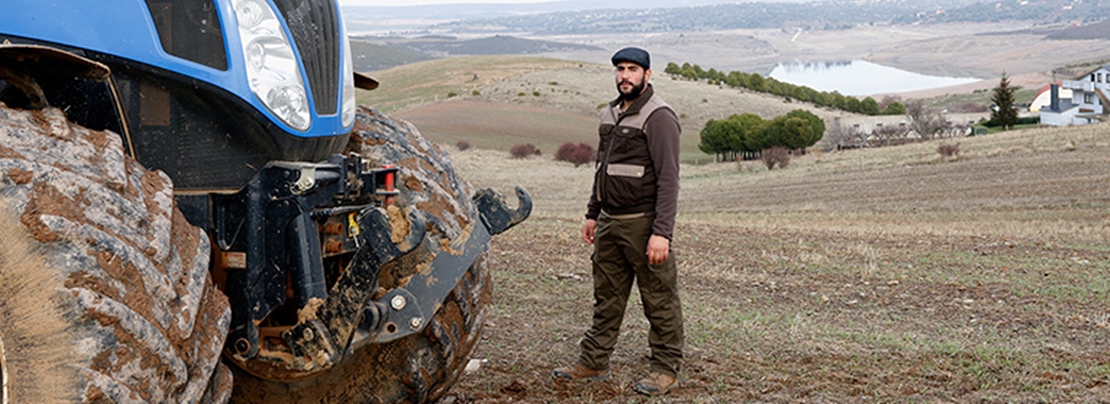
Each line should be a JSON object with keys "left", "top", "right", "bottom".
{"left": 1029, "top": 82, "right": 1072, "bottom": 113}
{"left": 1041, "top": 66, "right": 1110, "bottom": 126}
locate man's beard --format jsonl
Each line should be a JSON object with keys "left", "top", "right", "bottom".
{"left": 617, "top": 80, "right": 645, "bottom": 102}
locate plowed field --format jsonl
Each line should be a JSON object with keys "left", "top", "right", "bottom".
{"left": 443, "top": 123, "right": 1110, "bottom": 402}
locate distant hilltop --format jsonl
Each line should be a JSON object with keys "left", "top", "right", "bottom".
{"left": 351, "top": 0, "right": 1110, "bottom": 35}
{"left": 348, "top": 36, "right": 601, "bottom": 72}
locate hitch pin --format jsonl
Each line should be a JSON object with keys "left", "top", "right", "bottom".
{"left": 383, "top": 164, "right": 396, "bottom": 205}
{"left": 348, "top": 212, "right": 361, "bottom": 248}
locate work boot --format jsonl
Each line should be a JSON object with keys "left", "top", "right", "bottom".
{"left": 551, "top": 363, "right": 610, "bottom": 382}
{"left": 633, "top": 372, "right": 677, "bottom": 396}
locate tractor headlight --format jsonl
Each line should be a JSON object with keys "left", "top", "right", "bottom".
{"left": 340, "top": 31, "right": 356, "bottom": 128}
{"left": 233, "top": 0, "right": 310, "bottom": 131}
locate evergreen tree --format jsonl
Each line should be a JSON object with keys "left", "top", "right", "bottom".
{"left": 990, "top": 72, "right": 1019, "bottom": 129}
{"left": 859, "top": 97, "right": 881, "bottom": 115}
{"left": 726, "top": 113, "right": 765, "bottom": 153}
{"left": 744, "top": 121, "right": 771, "bottom": 152}
{"left": 779, "top": 117, "right": 814, "bottom": 149}
{"left": 664, "top": 62, "right": 681, "bottom": 75}
{"left": 747, "top": 73, "right": 765, "bottom": 91}
{"left": 845, "top": 97, "right": 862, "bottom": 113}
{"left": 882, "top": 101, "right": 906, "bottom": 115}
{"left": 681, "top": 67, "right": 698, "bottom": 80}
{"left": 784, "top": 109, "right": 825, "bottom": 147}
{"left": 698, "top": 119, "right": 730, "bottom": 161}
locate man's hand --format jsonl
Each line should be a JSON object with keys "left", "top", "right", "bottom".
{"left": 581, "top": 219, "right": 597, "bottom": 244}
{"left": 647, "top": 235, "right": 669, "bottom": 265}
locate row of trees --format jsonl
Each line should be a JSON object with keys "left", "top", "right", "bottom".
{"left": 663, "top": 62, "right": 906, "bottom": 116}
{"left": 699, "top": 109, "right": 825, "bottom": 162}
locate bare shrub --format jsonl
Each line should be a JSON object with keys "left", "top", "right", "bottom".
{"left": 905, "top": 100, "right": 950, "bottom": 141}
{"left": 510, "top": 143, "right": 540, "bottom": 159}
{"left": 953, "top": 102, "right": 989, "bottom": 113}
{"left": 937, "top": 142, "right": 960, "bottom": 159}
{"left": 735, "top": 157, "right": 759, "bottom": 172}
{"left": 761, "top": 147, "right": 791, "bottom": 169}
{"left": 879, "top": 94, "right": 903, "bottom": 110}
{"left": 871, "top": 125, "right": 909, "bottom": 147}
{"left": 455, "top": 140, "right": 471, "bottom": 151}
{"left": 555, "top": 142, "right": 596, "bottom": 167}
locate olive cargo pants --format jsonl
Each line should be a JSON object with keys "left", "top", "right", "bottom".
{"left": 578, "top": 213, "right": 684, "bottom": 377}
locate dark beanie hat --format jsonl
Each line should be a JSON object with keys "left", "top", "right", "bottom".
{"left": 611, "top": 47, "right": 650, "bottom": 70}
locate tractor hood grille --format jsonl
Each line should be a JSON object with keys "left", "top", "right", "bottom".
{"left": 274, "top": 0, "right": 339, "bottom": 116}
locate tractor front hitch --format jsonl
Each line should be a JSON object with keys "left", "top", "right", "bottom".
{"left": 212, "top": 153, "right": 531, "bottom": 381}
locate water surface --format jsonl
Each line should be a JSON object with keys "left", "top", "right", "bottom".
{"left": 768, "top": 60, "right": 980, "bottom": 96}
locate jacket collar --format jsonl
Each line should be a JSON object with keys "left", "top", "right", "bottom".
{"left": 610, "top": 84, "right": 655, "bottom": 118}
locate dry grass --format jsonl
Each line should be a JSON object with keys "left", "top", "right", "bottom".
{"left": 442, "top": 123, "right": 1110, "bottom": 402}
{"left": 394, "top": 100, "right": 597, "bottom": 156}
{"left": 357, "top": 56, "right": 582, "bottom": 114}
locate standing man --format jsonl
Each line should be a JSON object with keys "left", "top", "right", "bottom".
{"left": 552, "top": 47, "right": 684, "bottom": 397}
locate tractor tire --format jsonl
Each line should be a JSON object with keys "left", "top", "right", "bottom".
{"left": 0, "top": 105, "right": 232, "bottom": 403}
{"left": 229, "top": 106, "right": 492, "bottom": 403}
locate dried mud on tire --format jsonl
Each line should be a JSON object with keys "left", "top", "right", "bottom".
{"left": 0, "top": 105, "right": 232, "bottom": 403}
{"left": 229, "top": 107, "right": 492, "bottom": 404}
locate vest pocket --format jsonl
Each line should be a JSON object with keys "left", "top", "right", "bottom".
{"left": 603, "top": 163, "right": 649, "bottom": 210}
{"left": 606, "top": 163, "right": 644, "bottom": 178}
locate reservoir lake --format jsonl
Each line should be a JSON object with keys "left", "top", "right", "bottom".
{"left": 768, "top": 60, "right": 981, "bottom": 96}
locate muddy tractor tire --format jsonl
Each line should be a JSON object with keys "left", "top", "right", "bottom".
{"left": 229, "top": 107, "right": 492, "bottom": 403}
{"left": 0, "top": 105, "right": 232, "bottom": 403}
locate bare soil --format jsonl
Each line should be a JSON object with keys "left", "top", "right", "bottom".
{"left": 438, "top": 124, "right": 1110, "bottom": 402}
{"left": 362, "top": 23, "right": 1110, "bottom": 401}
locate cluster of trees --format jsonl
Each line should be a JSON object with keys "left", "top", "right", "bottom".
{"left": 699, "top": 109, "right": 825, "bottom": 162}
{"left": 664, "top": 62, "right": 906, "bottom": 116}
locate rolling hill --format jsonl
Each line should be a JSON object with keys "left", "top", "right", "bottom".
{"left": 356, "top": 55, "right": 864, "bottom": 162}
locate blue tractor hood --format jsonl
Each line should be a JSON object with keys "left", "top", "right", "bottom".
{"left": 1, "top": 0, "right": 356, "bottom": 138}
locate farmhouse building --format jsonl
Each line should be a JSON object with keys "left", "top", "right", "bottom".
{"left": 1029, "top": 82, "right": 1072, "bottom": 113}
{"left": 1040, "top": 65, "right": 1110, "bottom": 126}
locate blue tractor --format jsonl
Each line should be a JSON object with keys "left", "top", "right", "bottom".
{"left": 0, "top": 1, "right": 529, "bottom": 402}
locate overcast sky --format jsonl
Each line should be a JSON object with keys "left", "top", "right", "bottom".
{"left": 338, "top": 0, "right": 551, "bottom": 6}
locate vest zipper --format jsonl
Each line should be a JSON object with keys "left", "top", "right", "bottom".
{"left": 598, "top": 108, "right": 625, "bottom": 212}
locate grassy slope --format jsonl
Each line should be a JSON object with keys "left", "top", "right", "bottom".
{"left": 356, "top": 56, "right": 582, "bottom": 114}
